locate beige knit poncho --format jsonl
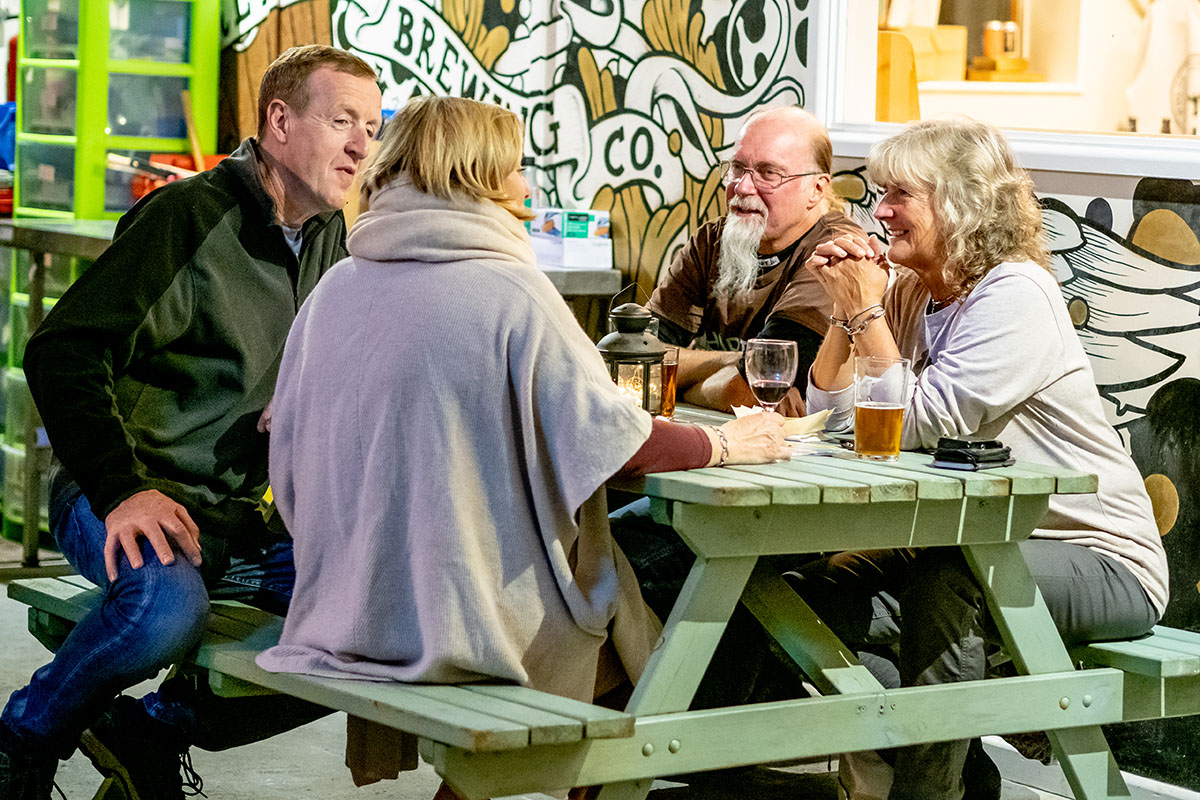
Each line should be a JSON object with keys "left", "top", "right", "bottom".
{"left": 257, "top": 180, "right": 660, "bottom": 700}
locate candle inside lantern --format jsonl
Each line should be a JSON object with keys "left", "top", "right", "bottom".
{"left": 615, "top": 363, "right": 662, "bottom": 409}
{"left": 598, "top": 302, "right": 667, "bottom": 415}
{"left": 617, "top": 365, "right": 643, "bottom": 402}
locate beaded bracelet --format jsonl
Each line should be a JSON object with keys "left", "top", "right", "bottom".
{"left": 711, "top": 426, "right": 729, "bottom": 467}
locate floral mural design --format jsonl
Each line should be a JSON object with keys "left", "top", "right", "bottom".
{"left": 329, "top": 0, "right": 811, "bottom": 300}
{"left": 221, "top": 0, "right": 310, "bottom": 49}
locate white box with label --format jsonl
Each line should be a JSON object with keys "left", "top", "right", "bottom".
{"left": 529, "top": 208, "right": 613, "bottom": 270}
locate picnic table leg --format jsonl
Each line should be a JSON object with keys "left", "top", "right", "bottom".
{"left": 963, "top": 542, "right": 1132, "bottom": 800}
{"left": 623, "top": 553, "right": 758, "bottom": 715}
{"left": 741, "top": 561, "right": 885, "bottom": 696}
{"left": 591, "top": 553, "right": 757, "bottom": 800}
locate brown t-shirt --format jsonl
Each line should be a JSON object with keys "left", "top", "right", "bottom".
{"left": 647, "top": 210, "right": 863, "bottom": 345}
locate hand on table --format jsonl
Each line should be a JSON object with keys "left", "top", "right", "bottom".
{"left": 104, "top": 489, "right": 202, "bottom": 581}
{"left": 719, "top": 412, "right": 790, "bottom": 465}
{"left": 775, "top": 386, "right": 806, "bottom": 417}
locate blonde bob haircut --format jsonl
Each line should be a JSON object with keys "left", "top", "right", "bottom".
{"left": 867, "top": 117, "right": 1049, "bottom": 297}
{"left": 361, "top": 96, "right": 533, "bottom": 221}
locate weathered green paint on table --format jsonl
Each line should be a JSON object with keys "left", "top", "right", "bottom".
{"left": 426, "top": 409, "right": 1131, "bottom": 800}
{"left": 11, "top": 406, "right": 1138, "bottom": 800}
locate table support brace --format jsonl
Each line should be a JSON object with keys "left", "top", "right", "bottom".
{"left": 965, "top": 542, "right": 1132, "bottom": 799}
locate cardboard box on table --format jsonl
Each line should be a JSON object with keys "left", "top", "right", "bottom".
{"left": 529, "top": 208, "right": 613, "bottom": 270}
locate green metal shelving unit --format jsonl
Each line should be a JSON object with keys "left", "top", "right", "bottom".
{"left": 4, "top": 0, "right": 218, "bottom": 543}
{"left": 16, "top": 0, "right": 218, "bottom": 220}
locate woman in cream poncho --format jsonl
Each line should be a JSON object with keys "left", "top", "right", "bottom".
{"left": 256, "top": 96, "right": 787, "bottom": 799}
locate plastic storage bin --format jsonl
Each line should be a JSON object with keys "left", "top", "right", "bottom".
{"left": 108, "top": 73, "right": 188, "bottom": 138}
{"left": 16, "top": 141, "right": 74, "bottom": 211}
{"left": 8, "top": 296, "right": 56, "bottom": 370}
{"left": 1, "top": 442, "right": 51, "bottom": 544}
{"left": 4, "top": 368, "right": 29, "bottom": 448}
{"left": 109, "top": 0, "right": 190, "bottom": 62}
{"left": 20, "top": 66, "right": 77, "bottom": 136}
{"left": 11, "top": 249, "right": 75, "bottom": 299}
{"left": 21, "top": 0, "right": 80, "bottom": 60}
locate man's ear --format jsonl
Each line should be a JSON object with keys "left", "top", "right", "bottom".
{"left": 263, "top": 99, "right": 290, "bottom": 145}
{"left": 809, "top": 173, "right": 831, "bottom": 209}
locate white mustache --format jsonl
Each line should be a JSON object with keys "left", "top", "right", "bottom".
{"left": 730, "top": 196, "right": 767, "bottom": 214}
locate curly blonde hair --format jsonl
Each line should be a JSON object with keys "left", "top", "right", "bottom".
{"left": 361, "top": 96, "right": 533, "bottom": 221}
{"left": 866, "top": 117, "right": 1049, "bottom": 297}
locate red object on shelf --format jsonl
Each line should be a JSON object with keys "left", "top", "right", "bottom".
{"left": 7, "top": 34, "right": 16, "bottom": 104}
{"left": 150, "top": 153, "right": 227, "bottom": 173}
{"left": 130, "top": 153, "right": 228, "bottom": 202}
{"left": 0, "top": 187, "right": 12, "bottom": 216}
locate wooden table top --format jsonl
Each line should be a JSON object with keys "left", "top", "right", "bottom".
{"left": 610, "top": 405, "right": 1097, "bottom": 508}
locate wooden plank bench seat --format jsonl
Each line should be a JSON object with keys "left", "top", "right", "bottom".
{"left": 1075, "top": 626, "right": 1200, "bottom": 722}
{"left": 7, "top": 575, "right": 635, "bottom": 793}
{"left": 15, "top": 570, "right": 1200, "bottom": 798}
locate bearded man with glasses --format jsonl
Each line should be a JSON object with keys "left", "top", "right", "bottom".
{"left": 646, "top": 106, "right": 862, "bottom": 415}
{"left": 609, "top": 107, "right": 864, "bottom": 715}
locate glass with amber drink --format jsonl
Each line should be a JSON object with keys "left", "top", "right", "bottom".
{"left": 853, "top": 356, "right": 910, "bottom": 461}
{"left": 660, "top": 346, "right": 678, "bottom": 418}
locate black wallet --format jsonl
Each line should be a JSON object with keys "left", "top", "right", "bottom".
{"left": 930, "top": 437, "right": 1015, "bottom": 470}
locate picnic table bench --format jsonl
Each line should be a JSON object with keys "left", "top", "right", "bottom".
{"left": 9, "top": 417, "right": 1200, "bottom": 799}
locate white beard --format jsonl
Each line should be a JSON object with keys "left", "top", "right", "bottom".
{"left": 714, "top": 208, "right": 768, "bottom": 300}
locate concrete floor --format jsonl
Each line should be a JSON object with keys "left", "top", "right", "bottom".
{"left": 0, "top": 536, "right": 1062, "bottom": 799}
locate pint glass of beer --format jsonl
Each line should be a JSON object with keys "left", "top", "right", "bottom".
{"left": 661, "top": 346, "right": 679, "bottom": 419}
{"left": 853, "top": 356, "right": 910, "bottom": 461}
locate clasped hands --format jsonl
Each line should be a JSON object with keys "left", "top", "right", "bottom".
{"left": 805, "top": 232, "right": 890, "bottom": 319}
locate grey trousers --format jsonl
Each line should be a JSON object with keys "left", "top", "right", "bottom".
{"left": 788, "top": 541, "right": 1158, "bottom": 800}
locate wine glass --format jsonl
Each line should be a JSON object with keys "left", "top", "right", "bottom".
{"left": 744, "top": 338, "right": 798, "bottom": 413}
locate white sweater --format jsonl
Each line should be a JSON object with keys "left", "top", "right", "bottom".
{"left": 808, "top": 261, "right": 1168, "bottom": 615}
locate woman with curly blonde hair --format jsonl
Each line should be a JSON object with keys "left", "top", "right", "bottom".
{"left": 789, "top": 117, "right": 1166, "bottom": 800}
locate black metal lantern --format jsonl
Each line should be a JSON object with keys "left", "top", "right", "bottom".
{"left": 597, "top": 302, "right": 666, "bottom": 414}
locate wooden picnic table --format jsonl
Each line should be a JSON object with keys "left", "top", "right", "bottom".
{"left": 426, "top": 406, "right": 1130, "bottom": 800}
{"left": 12, "top": 401, "right": 1154, "bottom": 800}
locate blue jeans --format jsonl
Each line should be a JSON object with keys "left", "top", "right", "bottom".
{"left": 1, "top": 480, "right": 324, "bottom": 758}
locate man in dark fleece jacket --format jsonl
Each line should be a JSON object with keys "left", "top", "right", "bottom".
{"left": 0, "top": 45, "right": 382, "bottom": 800}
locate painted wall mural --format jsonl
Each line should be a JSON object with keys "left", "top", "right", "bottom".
{"left": 329, "top": 0, "right": 812, "bottom": 301}
{"left": 217, "top": 0, "right": 335, "bottom": 151}
{"left": 221, "top": 0, "right": 310, "bottom": 51}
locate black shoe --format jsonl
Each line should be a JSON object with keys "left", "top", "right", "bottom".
{"left": 962, "top": 737, "right": 1002, "bottom": 800}
{"left": 79, "top": 696, "right": 204, "bottom": 800}
{"left": 0, "top": 736, "right": 56, "bottom": 800}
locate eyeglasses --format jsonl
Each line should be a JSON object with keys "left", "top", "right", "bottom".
{"left": 718, "top": 160, "right": 824, "bottom": 191}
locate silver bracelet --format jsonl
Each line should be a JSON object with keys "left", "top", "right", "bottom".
{"left": 711, "top": 426, "right": 729, "bottom": 467}
{"left": 833, "top": 304, "right": 885, "bottom": 337}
